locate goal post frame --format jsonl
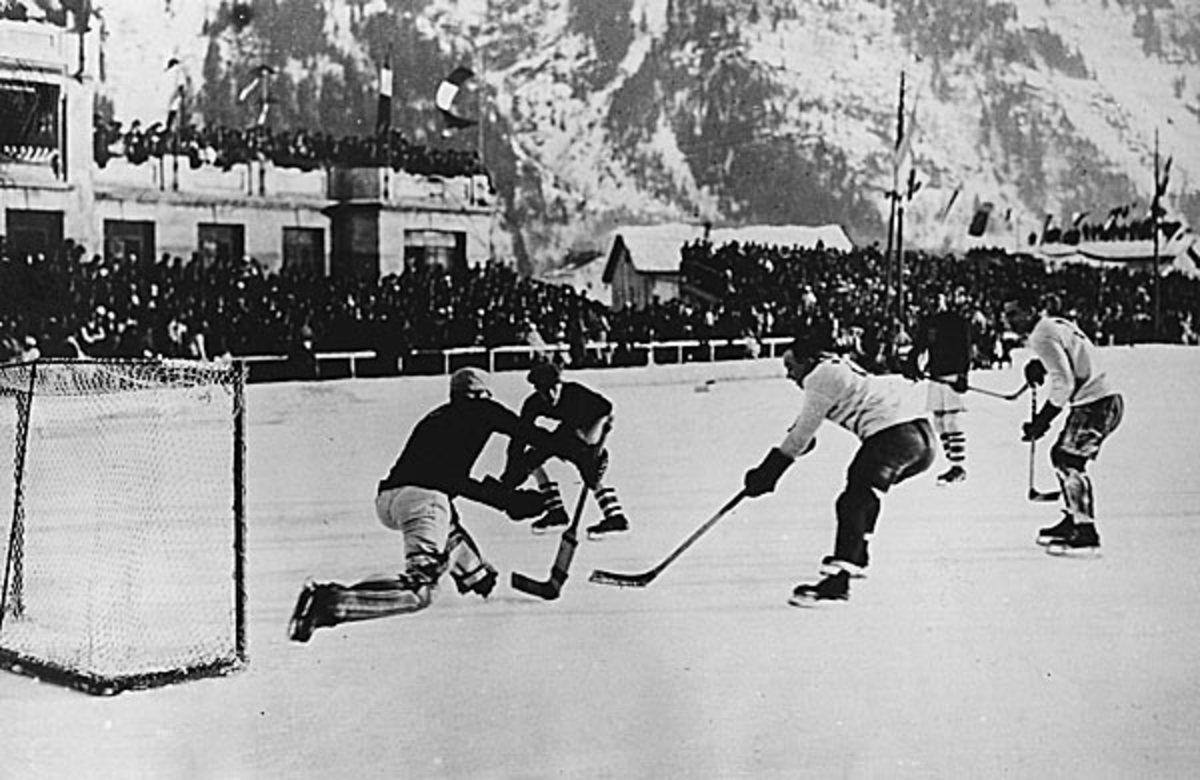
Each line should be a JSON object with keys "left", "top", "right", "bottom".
{"left": 0, "top": 358, "right": 248, "bottom": 695}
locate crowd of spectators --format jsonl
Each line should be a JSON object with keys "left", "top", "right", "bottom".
{"left": 1036, "top": 212, "right": 1185, "bottom": 246}
{"left": 93, "top": 118, "right": 485, "bottom": 180}
{"left": 2, "top": 236, "right": 1198, "bottom": 375}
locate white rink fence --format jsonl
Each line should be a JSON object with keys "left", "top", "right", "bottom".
{"left": 238, "top": 336, "right": 793, "bottom": 383}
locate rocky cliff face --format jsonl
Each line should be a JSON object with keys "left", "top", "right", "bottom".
{"left": 99, "top": 0, "right": 1200, "bottom": 271}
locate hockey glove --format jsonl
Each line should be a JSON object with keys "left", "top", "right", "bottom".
{"left": 951, "top": 373, "right": 969, "bottom": 394}
{"left": 1021, "top": 403, "right": 1061, "bottom": 442}
{"left": 743, "top": 447, "right": 794, "bottom": 497}
{"left": 900, "top": 359, "right": 923, "bottom": 381}
{"left": 505, "top": 488, "right": 547, "bottom": 521}
{"left": 465, "top": 476, "right": 513, "bottom": 511}
{"left": 1023, "top": 358, "right": 1047, "bottom": 387}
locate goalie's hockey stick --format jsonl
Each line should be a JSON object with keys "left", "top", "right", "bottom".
{"left": 510, "top": 478, "right": 591, "bottom": 601}
{"left": 589, "top": 490, "right": 747, "bottom": 588}
{"left": 1027, "top": 386, "right": 1062, "bottom": 502}
{"left": 926, "top": 374, "right": 1029, "bottom": 401}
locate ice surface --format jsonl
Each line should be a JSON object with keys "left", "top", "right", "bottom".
{"left": 1, "top": 347, "right": 1198, "bottom": 778}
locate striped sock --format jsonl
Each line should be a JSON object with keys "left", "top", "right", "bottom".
{"left": 941, "top": 431, "right": 966, "bottom": 465}
{"left": 539, "top": 481, "right": 565, "bottom": 514}
{"left": 593, "top": 486, "right": 627, "bottom": 524}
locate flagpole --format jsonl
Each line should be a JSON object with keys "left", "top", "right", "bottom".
{"left": 891, "top": 71, "right": 906, "bottom": 362}
{"left": 1153, "top": 127, "right": 1160, "bottom": 340}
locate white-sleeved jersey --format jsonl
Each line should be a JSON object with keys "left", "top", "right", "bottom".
{"left": 778, "top": 356, "right": 928, "bottom": 458}
{"left": 1027, "top": 316, "right": 1114, "bottom": 408}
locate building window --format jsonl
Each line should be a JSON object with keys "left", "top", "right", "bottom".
{"left": 282, "top": 227, "right": 324, "bottom": 277}
{"left": 4, "top": 209, "right": 63, "bottom": 261}
{"left": 197, "top": 223, "right": 245, "bottom": 267}
{"left": 104, "top": 220, "right": 156, "bottom": 263}
{"left": 404, "top": 229, "right": 465, "bottom": 273}
{"left": 0, "top": 80, "right": 59, "bottom": 166}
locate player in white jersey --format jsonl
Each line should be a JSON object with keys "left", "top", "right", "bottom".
{"left": 1006, "top": 294, "right": 1124, "bottom": 554}
{"left": 741, "top": 327, "right": 936, "bottom": 605}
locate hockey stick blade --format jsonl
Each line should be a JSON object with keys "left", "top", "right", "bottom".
{"left": 1028, "top": 489, "right": 1061, "bottom": 502}
{"left": 510, "top": 571, "right": 562, "bottom": 600}
{"left": 589, "top": 490, "right": 747, "bottom": 589}
{"left": 509, "top": 471, "right": 594, "bottom": 601}
{"left": 588, "top": 568, "right": 655, "bottom": 588}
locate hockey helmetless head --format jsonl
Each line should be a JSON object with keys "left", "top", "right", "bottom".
{"left": 526, "top": 361, "right": 562, "bottom": 389}
{"left": 449, "top": 367, "right": 492, "bottom": 400}
{"left": 782, "top": 324, "right": 834, "bottom": 386}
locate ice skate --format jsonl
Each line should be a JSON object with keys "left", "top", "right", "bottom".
{"left": 530, "top": 507, "right": 569, "bottom": 534}
{"left": 788, "top": 568, "right": 851, "bottom": 607}
{"left": 454, "top": 564, "right": 498, "bottom": 599}
{"left": 1036, "top": 512, "right": 1074, "bottom": 547}
{"left": 935, "top": 465, "right": 966, "bottom": 485}
{"left": 288, "top": 581, "right": 339, "bottom": 643}
{"left": 587, "top": 514, "right": 629, "bottom": 540}
{"left": 1045, "top": 522, "right": 1101, "bottom": 557}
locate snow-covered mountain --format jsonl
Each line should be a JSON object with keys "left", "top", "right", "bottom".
{"left": 94, "top": 0, "right": 1200, "bottom": 272}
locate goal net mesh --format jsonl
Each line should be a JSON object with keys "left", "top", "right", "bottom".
{"left": 0, "top": 359, "right": 246, "bottom": 695}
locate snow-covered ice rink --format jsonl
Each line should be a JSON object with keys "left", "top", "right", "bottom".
{"left": 2, "top": 346, "right": 1198, "bottom": 779}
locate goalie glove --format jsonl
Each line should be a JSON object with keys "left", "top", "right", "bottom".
{"left": 505, "top": 487, "right": 547, "bottom": 521}
{"left": 743, "top": 447, "right": 794, "bottom": 497}
{"left": 1021, "top": 403, "right": 1061, "bottom": 442}
{"left": 463, "top": 476, "right": 544, "bottom": 520}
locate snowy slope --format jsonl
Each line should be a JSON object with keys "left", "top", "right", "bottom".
{"left": 91, "top": 0, "right": 1200, "bottom": 266}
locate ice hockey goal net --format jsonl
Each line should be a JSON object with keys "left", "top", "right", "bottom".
{"left": 0, "top": 359, "right": 246, "bottom": 695}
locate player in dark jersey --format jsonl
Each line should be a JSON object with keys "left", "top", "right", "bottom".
{"left": 288, "top": 367, "right": 602, "bottom": 642}
{"left": 905, "top": 294, "right": 972, "bottom": 485}
{"left": 503, "top": 361, "right": 631, "bottom": 539}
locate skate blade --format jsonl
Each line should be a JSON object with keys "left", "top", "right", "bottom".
{"left": 1045, "top": 545, "right": 1101, "bottom": 558}
{"left": 587, "top": 529, "right": 629, "bottom": 541}
{"left": 787, "top": 594, "right": 848, "bottom": 608}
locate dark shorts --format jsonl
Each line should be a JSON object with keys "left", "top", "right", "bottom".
{"left": 1055, "top": 394, "right": 1123, "bottom": 461}
{"left": 847, "top": 418, "right": 937, "bottom": 492}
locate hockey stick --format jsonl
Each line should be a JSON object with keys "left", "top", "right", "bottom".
{"left": 925, "top": 374, "right": 1029, "bottom": 401}
{"left": 589, "top": 490, "right": 747, "bottom": 588}
{"left": 510, "top": 466, "right": 595, "bottom": 601}
{"left": 1027, "top": 386, "right": 1062, "bottom": 502}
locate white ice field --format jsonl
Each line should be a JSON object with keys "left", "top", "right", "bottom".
{"left": 1, "top": 346, "right": 1198, "bottom": 779}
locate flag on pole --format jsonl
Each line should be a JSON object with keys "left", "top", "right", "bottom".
{"left": 375, "top": 51, "right": 393, "bottom": 137}
{"left": 237, "top": 76, "right": 261, "bottom": 103}
{"left": 891, "top": 75, "right": 919, "bottom": 181}
{"left": 436, "top": 66, "right": 477, "bottom": 129}
{"left": 967, "top": 202, "right": 994, "bottom": 237}
{"left": 165, "top": 57, "right": 185, "bottom": 131}
{"left": 1152, "top": 155, "right": 1172, "bottom": 218}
